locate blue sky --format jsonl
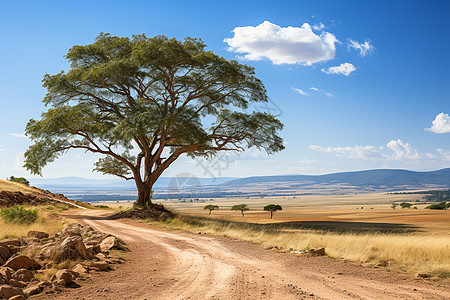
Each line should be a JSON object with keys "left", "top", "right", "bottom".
{"left": 0, "top": 0, "right": 449, "bottom": 180}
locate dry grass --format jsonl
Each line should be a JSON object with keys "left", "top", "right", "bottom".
{"left": 0, "top": 179, "right": 45, "bottom": 196}
{"left": 154, "top": 216, "right": 450, "bottom": 277}
{"left": 0, "top": 205, "right": 66, "bottom": 239}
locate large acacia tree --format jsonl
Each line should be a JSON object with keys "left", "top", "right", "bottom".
{"left": 24, "top": 33, "right": 284, "bottom": 207}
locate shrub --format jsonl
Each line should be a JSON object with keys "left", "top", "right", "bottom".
{"left": 7, "top": 175, "right": 30, "bottom": 186}
{"left": 1, "top": 206, "right": 38, "bottom": 224}
{"left": 426, "top": 202, "right": 449, "bottom": 210}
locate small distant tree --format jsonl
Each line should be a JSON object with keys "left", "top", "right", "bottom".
{"left": 7, "top": 176, "right": 30, "bottom": 186}
{"left": 391, "top": 204, "right": 397, "bottom": 209}
{"left": 231, "top": 204, "right": 249, "bottom": 217}
{"left": 204, "top": 204, "right": 219, "bottom": 215}
{"left": 263, "top": 204, "right": 282, "bottom": 219}
{"left": 399, "top": 202, "right": 412, "bottom": 209}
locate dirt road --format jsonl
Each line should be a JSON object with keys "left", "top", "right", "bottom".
{"left": 33, "top": 210, "right": 449, "bottom": 300}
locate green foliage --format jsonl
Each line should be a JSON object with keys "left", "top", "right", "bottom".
{"left": 1, "top": 206, "right": 38, "bottom": 224}
{"left": 422, "top": 190, "right": 450, "bottom": 202}
{"left": 391, "top": 204, "right": 397, "bottom": 209}
{"left": 399, "top": 202, "right": 412, "bottom": 209}
{"left": 24, "top": 33, "right": 284, "bottom": 207}
{"left": 203, "top": 204, "right": 219, "bottom": 215}
{"left": 7, "top": 176, "right": 30, "bottom": 186}
{"left": 263, "top": 204, "right": 282, "bottom": 219}
{"left": 426, "top": 202, "right": 449, "bottom": 210}
{"left": 231, "top": 204, "right": 249, "bottom": 217}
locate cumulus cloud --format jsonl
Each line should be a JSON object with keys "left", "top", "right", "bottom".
{"left": 348, "top": 39, "right": 374, "bottom": 56}
{"left": 224, "top": 21, "right": 338, "bottom": 65}
{"left": 308, "top": 145, "right": 384, "bottom": 160}
{"left": 292, "top": 88, "right": 309, "bottom": 96}
{"left": 10, "top": 133, "right": 26, "bottom": 138}
{"left": 312, "top": 23, "right": 325, "bottom": 31}
{"left": 425, "top": 113, "right": 450, "bottom": 133}
{"left": 321, "top": 63, "right": 356, "bottom": 76}
{"left": 386, "top": 139, "right": 421, "bottom": 160}
{"left": 437, "top": 149, "right": 450, "bottom": 161}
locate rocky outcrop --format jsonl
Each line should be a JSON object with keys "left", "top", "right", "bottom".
{"left": 0, "top": 223, "right": 128, "bottom": 298}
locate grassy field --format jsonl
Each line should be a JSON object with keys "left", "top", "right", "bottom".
{"left": 131, "top": 192, "right": 450, "bottom": 277}
{"left": 0, "top": 205, "right": 67, "bottom": 239}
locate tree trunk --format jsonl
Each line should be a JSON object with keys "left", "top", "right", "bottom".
{"left": 270, "top": 211, "right": 273, "bottom": 219}
{"left": 209, "top": 210, "right": 212, "bottom": 215}
{"left": 241, "top": 210, "right": 244, "bottom": 217}
{"left": 135, "top": 180, "right": 154, "bottom": 208}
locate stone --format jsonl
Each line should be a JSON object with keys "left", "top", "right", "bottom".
{"left": 308, "top": 247, "right": 326, "bottom": 256}
{"left": 4, "top": 255, "right": 41, "bottom": 271}
{"left": 416, "top": 273, "right": 431, "bottom": 278}
{"left": 84, "top": 261, "right": 109, "bottom": 271}
{"left": 0, "top": 284, "right": 24, "bottom": 299}
{"left": 23, "top": 282, "right": 43, "bottom": 295}
{"left": 0, "top": 267, "right": 14, "bottom": 281}
{"left": 0, "top": 239, "right": 21, "bottom": 248}
{"left": 27, "top": 231, "right": 49, "bottom": 239}
{"left": 61, "top": 236, "right": 89, "bottom": 259}
{"left": 0, "top": 246, "right": 10, "bottom": 261}
{"left": 8, "top": 295, "right": 27, "bottom": 300}
{"left": 12, "top": 269, "right": 34, "bottom": 282}
{"left": 72, "top": 264, "right": 89, "bottom": 275}
{"left": 7, "top": 279, "right": 27, "bottom": 288}
{"left": 86, "top": 245, "right": 101, "bottom": 254}
{"left": 53, "top": 270, "right": 74, "bottom": 286}
{"left": 100, "top": 236, "right": 128, "bottom": 252}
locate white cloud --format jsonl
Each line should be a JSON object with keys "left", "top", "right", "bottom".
{"left": 312, "top": 23, "right": 325, "bottom": 31}
{"left": 10, "top": 133, "right": 26, "bottom": 138}
{"left": 321, "top": 63, "right": 356, "bottom": 76}
{"left": 309, "top": 86, "right": 334, "bottom": 97}
{"left": 308, "top": 145, "right": 384, "bottom": 160}
{"left": 224, "top": 21, "right": 338, "bottom": 65}
{"left": 437, "top": 149, "right": 450, "bottom": 161}
{"left": 425, "top": 113, "right": 450, "bottom": 133}
{"left": 0, "top": 145, "right": 5, "bottom": 152}
{"left": 386, "top": 139, "right": 421, "bottom": 160}
{"left": 298, "top": 159, "right": 318, "bottom": 164}
{"left": 292, "top": 88, "right": 309, "bottom": 96}
{"left": 348, "top": 39, "right": 374, "bottom": 57}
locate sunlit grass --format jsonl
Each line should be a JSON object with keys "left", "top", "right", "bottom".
{"left": 151, "top": 215, "right": 450, "bottom": 277}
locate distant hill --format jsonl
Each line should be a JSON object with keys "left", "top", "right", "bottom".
{"left": 222, "top": 168, "right": 450, "bottom": 188}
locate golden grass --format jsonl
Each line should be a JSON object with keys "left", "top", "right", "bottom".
{"left": 0, "top": 205, "right": 66, "bottom": 239}
{"left": 0, "top": 179, "right": 44, "bottom": 196}
{"left": 154, "top": 216, "right": 450, "bottom": 277}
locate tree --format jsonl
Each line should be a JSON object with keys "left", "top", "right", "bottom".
{"left": 231, "top": 204, "right": 249, "bottom": 217}
{"left": 7, "top": 176, "right": 30, "bottom": 186}
{"left": 391, "top": 203, "right": 397, "bottom": 209}
{"left": 426, "top": 202, "right": 449, "bottom": 210}
{"left": 204, "top": 204, "right": 219, "bottom": 215}
{"left": 399, "top": 202, "right": 412, "bottom": 209}
{"left": 263, "top": 204, "right": 282, "bottom": 219}
{"left": 24, "top": 34, "right": 284, "bottom": 208}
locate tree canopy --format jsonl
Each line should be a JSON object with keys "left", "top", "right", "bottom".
{"left": 7, "top": 176, "right": 30, "bottom": 186}
{"left": 204, "top": 204, "right": 219, "bottom": 215}
{"left": 231, "top": 204, "right": 249, "bottom": 217}
{"left": 263, "top": 204, "right": 282, "bottom": 219}
{"left": 24, "top": 33, "right": 284, "bottom": 207}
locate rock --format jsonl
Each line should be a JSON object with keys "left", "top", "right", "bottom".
{"left": 52, "top": 270, "right": 74, "bottom": 286}
{"left": 23, "top": 283, "right": 43, "bottom": 296}
{"left": 0, "top": 246, "right": 10, "bottom": 261}
{"left": 84, "top": 261, "right": 109, "bottom": 271}
{"left": 7, "top": 279, "right": 27, "bottom": 288}
{"left": 8, "top": 295, "right": 27, "bottom": 300}
{"left": 0, "top": 268, "right": 14, "bottom": 281}
{"left": 86, "top": 245, "right": 101, "bottom": 254}
{"left": 72, "top": 264, "right": 89, "bottom": 275}
{"left": 4, "top": 255, "right": 41, "bottom": 271}
{"left": 95, "top": 253, "right": 108, "bottom": 260}
{"left": 61, "top": 236, "right": 89, "bottom": 259}
{"left": 416, "top": 273, "right": 431, "bottom": 278}
{"left": 0, "top": 284, "right": 24, "bottom": 299}
{"left": 27, "top": 231, "right": 49, "bottom": 239}
{"left": 0, "top": 239, "right": 21, "bottom": 248}
{"left": 99, "top": 236, "right": 128, "bottom": 252}
{"left": 12, "top": 269, "right": 34, "bottom": 282}
{"left": 308, "top": 247, "right": 326, "bottom": 256}
{"left": 7, "top": 246, "right": 20, "bottom": 255}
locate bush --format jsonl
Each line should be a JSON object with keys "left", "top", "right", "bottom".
{"left": 7, "top": 175, "right": 30, "bottom": 186}
{"left": 1, "top": 206, "right": 38, "bottom": 224}
{"left": 426, "top": 202, "right": 449, "bottom": 210}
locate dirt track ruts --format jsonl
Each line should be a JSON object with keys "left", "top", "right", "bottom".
{"left": 32, "top": 210, "right": 449, "bottom": 300}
